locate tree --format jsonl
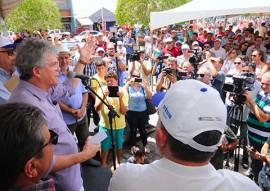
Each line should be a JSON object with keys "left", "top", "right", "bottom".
{"left": 5, "top": 0, "right": 62, "bottom": 32}
{"left": 115, "top": 0, "right": 191, "bottom": 27}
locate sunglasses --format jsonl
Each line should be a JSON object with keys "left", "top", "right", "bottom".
{"left": 33, "top": 130, "right": 58, "bottom": 156}
{"left": 0, "top": 48, "right": 16, "bottom": 56}
{"left": 234, "top": 62, "right": 241, "bottom": 65}
{"left": 197, "top": 74, "right": 205, "bottom": 77}
{"left": 166, "top": 41, "right": 172, "bottom": 44}
{"left": 22, "top": 130, "right": 58, "bottom": 170}
{"left": 132, "top": 75, "right": 140, "bottom": 78}
{"left": 98, "top": 51, "right": 105, "bottom": 53}
{"left": 204, "top": 46, "right": 210, "bottom": 48}
{"left": 251, "top": 55, "right": 257, "bottom": 57}
{"left": 243, "top": 44, "right": 249, "bottom": 47}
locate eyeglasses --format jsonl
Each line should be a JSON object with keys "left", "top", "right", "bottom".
{"left": 242, "top": 63, "right": 256, "bottom": 67}
{"left": 251, "top": 55, "right": 257, "bottom": 57}
{"left": 197, "top": 74, "right": 205, "bottom": 77}
{"left": 0, "top": 48, "right": 16, "bottom": 56}
{"left": 234, "top": 62, "right": 241, "bottom": 65}
{"left": 26, "top": 130, "right": 58, "bottom": 164}
{"left": 262, "top": 83, "right": 270, "bottom": 86}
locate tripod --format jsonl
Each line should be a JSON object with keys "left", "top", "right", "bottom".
{"left": 81, "top": 80, "right": 120, "bottom": 170}
{"left": 226, "top": 101, "right": 245, "bottom": 172}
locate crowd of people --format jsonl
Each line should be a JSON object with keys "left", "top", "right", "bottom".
{"left": 1, "top": 17, "right": 270, "bottom": 190}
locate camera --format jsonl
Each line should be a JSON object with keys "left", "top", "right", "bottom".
{"left": 130, "top": 52, "right": 140, "bottom": 61}
{"left": 134, "top": 78, "right": 142, "bottom": 82}
{"left": 130, "top": 45, "right": 141, "bottom": 61}
{"left": 223, "top": 72, "right": 256, "bottom": 105}
{"left": 178, "top": 71, "right": 187, "bottom": 77}
{"left": 164, "top": 67, "right": 173, "bottom": 75}
{"left": 157, "top": 55, "right": 169, "bottom": 60}
{"left": 188, "top": 48, "right": 202, "bottom": 65}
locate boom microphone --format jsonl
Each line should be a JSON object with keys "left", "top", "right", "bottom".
{"left": 67, "top": 71, "right": 92, "bottom": 81}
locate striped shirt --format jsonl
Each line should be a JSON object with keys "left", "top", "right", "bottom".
{"left": 83, "top": 62, "right": 97, "bottom": 86}
{"left": 247, "top": 91, "right": 270, "bottom": 144}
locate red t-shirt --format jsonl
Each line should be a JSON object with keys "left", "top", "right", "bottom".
{"left": 162, "top": 46, "right": 180, "bottom": 57}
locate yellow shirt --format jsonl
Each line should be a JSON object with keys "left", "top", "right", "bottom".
{"left": 91, "top": 74, "right": 106, "bottom": 92}
{"left": 97, "top": 86, "right": 128, "bottom": 129}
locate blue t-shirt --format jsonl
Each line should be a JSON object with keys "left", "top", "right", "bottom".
{"left": 127, "top": 86, "right": 147, "bottom": 112}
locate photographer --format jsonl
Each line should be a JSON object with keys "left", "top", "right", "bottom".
{"left": 243, "top": 71, "right": 270, "bottom": 183}
{"left": 94, "top": 71, "right": 128, "bottom": 168}
{"left": 207, "top": 55, "right": 226, "bottom": 96}
{"left": 225, "top": 62, "right": 261, "bottom": 170}
{"left": 128, "top": 51, "right": 151, "bottom": 82}
{"left": 156, "top": 57, "right": 182, "bottom": 92}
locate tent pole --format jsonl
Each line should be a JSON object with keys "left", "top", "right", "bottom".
{"left": 0, "top": 9, "right": 8, "bottom": 37}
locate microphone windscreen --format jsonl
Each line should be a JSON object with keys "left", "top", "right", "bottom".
{"left": 67, "top": 71, "right": 76, "bottom": 78}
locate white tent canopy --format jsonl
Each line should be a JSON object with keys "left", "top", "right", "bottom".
{"left": 150, "top": 0, "right": 270, "bottom": 30}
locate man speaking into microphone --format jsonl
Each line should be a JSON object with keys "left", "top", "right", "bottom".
{"left": 8, "top": 38, "right": 100, "bottom": 191}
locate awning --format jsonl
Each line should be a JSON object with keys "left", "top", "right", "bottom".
{"left": 0, "top": 0, "right": 24, "bottom": 19}
{"left": 77, "top": 18, "right": 93, "bottom": 26}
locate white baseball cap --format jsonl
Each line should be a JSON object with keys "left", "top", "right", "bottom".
{"left": 117, "top": 41, "right": 123, "bottom": 45}
{"left": 181, "top": 44, "right": 190, "bottom": 50}
{"left": 96, "top": 47, "right": 105, "bottom": 52}
{"left": 165, "top": 38, "right": 173, "bottom": 43}
{"left": 157, "top": 80, "right": 226, "bottom": 152}
{"left": 0, "top": 36, "right": 18, "bottom": 48}
{"left": 192, "top": 41, "right": 199, "bottom": 46}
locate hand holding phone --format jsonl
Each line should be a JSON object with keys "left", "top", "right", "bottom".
{"left": 108, "top": 86, "right": 119, "bottom": 97}
{"left": 246, "top": 146, "right": 257, "bottom": 153}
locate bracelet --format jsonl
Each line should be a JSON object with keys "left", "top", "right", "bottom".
{"left": 78, "top": 59, "right": 88, "bottom": 66}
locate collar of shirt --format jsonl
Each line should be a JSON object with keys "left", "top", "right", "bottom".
{"left": 7, "top": 178, "right": 55, "bottom": 191}
{"left": 19, "top": 80, "right": 48, "bottom": 102}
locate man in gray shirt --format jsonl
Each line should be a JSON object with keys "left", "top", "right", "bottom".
{"left": 9, "top": 38, "right": 100, "bottom": 191}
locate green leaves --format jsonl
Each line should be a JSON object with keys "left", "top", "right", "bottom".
{"left": 115, "top": 0, "right": 191, "bottom": 27}
{"left": 5, "top": 0, "right": 62, "bottom": 32}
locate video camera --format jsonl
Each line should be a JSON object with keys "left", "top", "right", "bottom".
{"left": 188, "top": 48, "right": 202, "bottom": 65}
{"left": 130, "top": 45, "right": 141, "bottom": 61}
{"left": 223, "top": 72, "right": 256, "bottom": 105}
{"left": 157, "top": 55, "right": 169, "bottom": 61}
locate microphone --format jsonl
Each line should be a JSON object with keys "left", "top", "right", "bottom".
{"left": 67, "top": 71, "right": 91, "bottom": 81}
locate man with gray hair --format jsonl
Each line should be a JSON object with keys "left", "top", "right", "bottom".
{"left": 156, "top": 57, "right": 182, "bottom": 92}
{"left": 8, "top": 38, "right": 100, "bottom": 191}
{"left": 109, "top": 80, "right": 260, "bottom": 191}
{"left": 0, "top": 103, "right": 56, "bottom": 191}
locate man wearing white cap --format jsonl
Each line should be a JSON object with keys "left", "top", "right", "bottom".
{"left": 176, "top": 44, "right": 190, "bottom": 67}
{"left": 109, "top": 80, "right": 260, "bottom": 191}
{"left": 117, "top": 41, "right": 126, "bottom": 58}
{"left": 0, "top": 36, "right": 18, "bottom": 104}
{"left": 210, "top": 39, "right": 226, "bottom": 60}
{"left": 162, "top": 37, "right": 180, "bottom": 58}
{"left": 62, "top": 32, "right": 76, "bottom": 51}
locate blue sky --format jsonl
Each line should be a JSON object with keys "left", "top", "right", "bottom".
{"left": 73, "top": 0, "right": 117, "bottom": 17}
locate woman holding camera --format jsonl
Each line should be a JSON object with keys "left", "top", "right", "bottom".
{"left": 124, "top": 70, "right": 152, "bottom": 154}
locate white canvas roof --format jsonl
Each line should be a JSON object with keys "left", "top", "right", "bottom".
{"left": 0, "top": 0, "right": 24, "bottom": 19}
{"left": 150, "top": 0, "right": 270, "bottom": 30}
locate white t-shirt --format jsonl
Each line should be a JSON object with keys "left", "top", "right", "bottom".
{"left": 109, "top": 158, "right": 260, "bottom": 191}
